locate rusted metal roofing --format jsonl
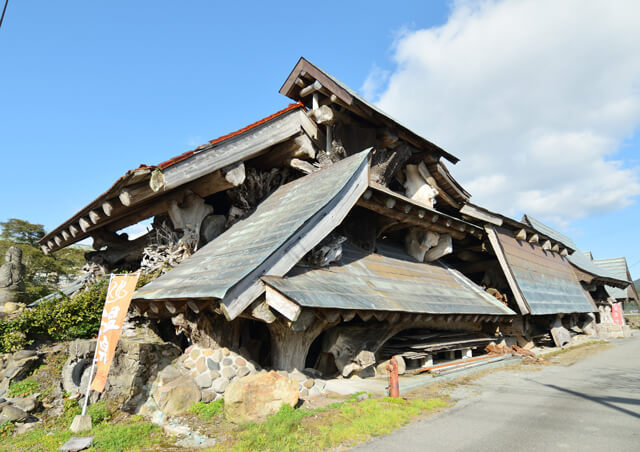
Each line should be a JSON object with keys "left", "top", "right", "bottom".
{"left": 39, "top": 103, "right": 306, "bottom": 252}
{"left": 521, "top": 214, "right": 578, "bottom": 250}
{"left": 491, "top": 227, "right": 596, "bottom": 315}
{"left": 133, "top": 150, "right": 370, "bottom": 310}
{"left": 593, "top": 257, "right": 636, "bottom": 300}
{"left": 262, "top": 242, "right": 515, "bottom": 316}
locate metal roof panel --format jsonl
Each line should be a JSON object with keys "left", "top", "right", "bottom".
{"left": 133, "top": 150, "right": 370, "bottom": 302}
{"left": 262, "top": 243, "right": 515, "bottom": 316}
{"left": 493, "top": 228, "right": 596, "bottom": 315}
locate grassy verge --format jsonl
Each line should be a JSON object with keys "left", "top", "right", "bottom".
{"left": 0, "top": 418, "right": 167, "bottom": 452}
{"left": 1, "top": 385, "right": 171, "bottom": 451}
{"left": 211, "top": 394, "right": 449, "bottom": 451}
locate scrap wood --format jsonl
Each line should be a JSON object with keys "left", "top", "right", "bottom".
{"left": 485, "top": 342, "right": 539, "bottom": 359}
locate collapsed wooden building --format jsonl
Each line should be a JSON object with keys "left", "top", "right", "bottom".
{"left": 39, "top": 57, "right": 633, "bottom": 378}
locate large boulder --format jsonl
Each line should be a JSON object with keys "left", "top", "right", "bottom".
{"left": 0, "top": 405, "right": 28, "bottom": 423}
{"left": 224, "top": 371, "right": 298, "bottom": 424}
{"left": 0, "top": 350, "right": 41, "bottom": 393}
{"left": 152, "top": 375, "right": 201, "bottom": 416}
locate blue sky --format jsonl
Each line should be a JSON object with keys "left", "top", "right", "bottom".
{"left": 1, "top": 1, "right": 638, "bottom": 278}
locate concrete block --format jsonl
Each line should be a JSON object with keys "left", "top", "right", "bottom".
{"left": 69, "top": 414, "right": 92, "bottom": 433}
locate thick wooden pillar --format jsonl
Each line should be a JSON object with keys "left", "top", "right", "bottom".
{"left": 267, "top": 315, "right": 328, "bottom": 371}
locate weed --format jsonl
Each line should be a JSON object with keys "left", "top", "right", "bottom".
{"left": 0, "top": 421, "right": 15, "bottom": 437}
{"left": 190, "top": 399, "right": 224, "bottom": 420}
{"left": 88, "top": 401, "right": 112, "bottom": 424}
{"left": 91, "top": 421, "right": 166, "bottom": 451}
{"left": 215, "top": 396, "right": 449, "bottom": 451}
{"left": 229, "top": 404, "right": 315, "bottom": 451}
{"left": 0, "top": 419, "right": 166, "bottom": 451}
{"left": 8, "top": 378, "right": 39, "bottom": 397}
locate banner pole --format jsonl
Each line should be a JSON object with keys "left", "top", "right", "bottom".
{"left": 81, "top": 273, "right": 114, "bottom": 417}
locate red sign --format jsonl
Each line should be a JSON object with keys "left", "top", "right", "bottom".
{"left": 90, "top": 273, "right": 140, "bottom": 392}
{"left": 611, "top": 302, "right": 624, "bottom": 326}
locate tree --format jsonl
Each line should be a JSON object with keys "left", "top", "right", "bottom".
{"left": 0, "top": 218, "right": 45, "bottom": 245}
{"left": 1, "top": 219, "right": 85, "bottom": 303}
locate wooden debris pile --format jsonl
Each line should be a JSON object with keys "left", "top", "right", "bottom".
{"left": 485, "top": 342, "right": 536, "bottom": 358}
{"left": 379, "top": 330, "right": 495, "bottom": 360}
{"left": 226, "top": 167, "right": 291, "bottom": 227}
{"left": 140, "top": 221, "right": 194, "bottom": 274}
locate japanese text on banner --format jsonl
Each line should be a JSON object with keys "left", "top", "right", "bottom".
{"left": 90, "top": 273, "right": 139, "bottom": 393}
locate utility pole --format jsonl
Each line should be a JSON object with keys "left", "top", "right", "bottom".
{"left": 0, "top": 0, "right": 9, "bottom": 31}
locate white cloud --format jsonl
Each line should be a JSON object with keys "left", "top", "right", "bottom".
{"left": 374, "top": 0, "right": 640, "bottom": 224}
{"left": 360, "top": 64, "right": 389, "bottom": 101}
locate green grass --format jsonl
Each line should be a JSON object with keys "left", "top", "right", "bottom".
{"left": 0, "top": 419, "right": 166, "bottom": 452}
{"left": 213, "top": 396, "right": 449, "bottom": 452}
{"left": 190, "top": 399, "right": 224, "bottom": 420}
{"left": 8, "top": 378, "right": 40, "bottom": 397}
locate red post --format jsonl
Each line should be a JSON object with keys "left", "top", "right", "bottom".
{"left": 386, "top": 356, "right": 400, "bottom": 398}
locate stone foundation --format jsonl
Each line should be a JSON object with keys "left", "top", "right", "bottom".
{"left": 179, "top": 344, "right": 260, "bottom": 402}
{"left": 596, "top": 323, "right": 632, "bottom": 339}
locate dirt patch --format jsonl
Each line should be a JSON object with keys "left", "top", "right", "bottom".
{"left": 540, "top": 340, "right": 612, "bottom": 366}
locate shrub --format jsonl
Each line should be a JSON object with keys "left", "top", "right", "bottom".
{"left": 0, "top": 278, "right": 108, "bottom": 352}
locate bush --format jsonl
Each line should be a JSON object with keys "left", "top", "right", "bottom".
{"left": 0, "top": 278, "right": 108, "bottom": 352}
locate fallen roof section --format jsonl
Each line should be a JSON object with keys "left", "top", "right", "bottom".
{"left": 592, "top": 257, "right": 638, "bottom": 301}
{"left": 486, "top": 226, "right": 596, "bottom": 315}
{"left": 133, "top": 150, "right": 371, "bottom": 320}
{"left": 521, "top": 214, "right": 578, "bottom": 250}
{"left": 39, "top": 103, "right": 312, "bottom": 253}
{"left": 518, "top": 215, "right": 628, "bottom": 288}
{"left": 358, "top": 182, "right": 483, "bottom": 241}
{"left": 459, "top": 204, "right": 574, "bottom": 254}
{"left": 280, "top": 57, "right": 459, "bottom": 164}
{"left": 567, "top": 252, "right": 628, "bottom": 288}
{"left": 262, "top": 243, "right": 515, "bottom": 317}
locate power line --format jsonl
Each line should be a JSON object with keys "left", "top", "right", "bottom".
{"left": 0, "top": 0, "right": 8, "bottom": 31}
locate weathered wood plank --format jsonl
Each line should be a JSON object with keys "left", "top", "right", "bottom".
{"left": 484, "top": 226, "right": 531, "bottom": 315}
{"left": 162, "top": 109, "right": 307, "bottom": 192}
{"left": 265, "top": 285, "right": 302, "bottom": 322}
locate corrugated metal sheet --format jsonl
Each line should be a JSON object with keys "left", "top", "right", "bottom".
{"left": 39, "top": 103, "right": 306, "bottom": 252}
{"left": 567, "top": 251, "right": 622, "bottom": 281}
{"left": 29, "top": 274, "right": 92, "bottom": 307}
{"left": 262, "top": 243, "right": 515, "bottom": 316}
{"left": 494, "top": 228, "right": 595, "bottom": 315}
{"left": 593, "top": 257, "right": 633, "bottom": 299}
{"left": 521, "top": 214, "right": 578, "bottom": 250}
{"left": 133, "top": 150, "right": 369, "bottom": 302}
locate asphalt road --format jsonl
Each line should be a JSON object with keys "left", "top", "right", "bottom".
{"left": 353, "top": 336, "right": 640, "bottom": 452}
